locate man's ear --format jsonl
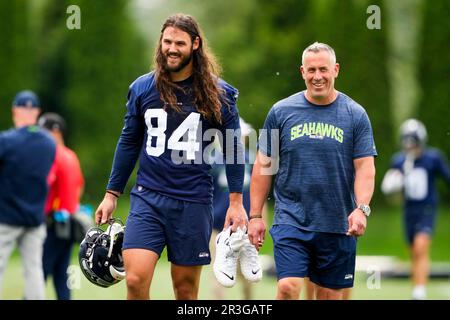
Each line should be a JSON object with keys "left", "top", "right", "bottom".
{"left": 193, "top": 36, "right": 200, "bottom": 50}
{"left": 300, "top": 66, "right": 306, "bottom": 80}
{"left": 334, "top": 63, "right": 340, "bottom": 78}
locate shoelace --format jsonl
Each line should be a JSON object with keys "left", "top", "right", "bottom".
{"left": 223, "top": 243, "right": 238, "bottom": 272}
{"left": 224, "top": 242, "right": 236, "bottom": 258}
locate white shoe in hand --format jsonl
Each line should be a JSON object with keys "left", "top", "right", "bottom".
{"left": 213, "top": 227, "right": 245, "bottom": 287}
{"left": 239, "top": 233, "right": 263, "bottom": 282}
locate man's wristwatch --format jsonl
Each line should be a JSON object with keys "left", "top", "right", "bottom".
{"left": 357, "top": 204, "right": 371, "bottom": 217}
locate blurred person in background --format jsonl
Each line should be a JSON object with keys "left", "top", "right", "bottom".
{"left": 381, "top": 118, "right": 450, "bottom": 300}
{"left": 39, "top": 112, "right": 84, "bottom": 300}
{"left": 0, "top": 91, "right": 56, "bottom": 299}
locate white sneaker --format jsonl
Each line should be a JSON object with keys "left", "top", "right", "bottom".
{"left": 412, "top": 285, "right": 427, "bottom": 300}
{"left": 213, "top": 227, "right": 245, "bottom": 287}
{"left": 239, "top": 233, "right": 263, "bottom": 282}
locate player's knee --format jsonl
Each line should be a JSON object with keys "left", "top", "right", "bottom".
{"left": 126, "top": 272, "right": 145, "bottom": 292}
{"left": 412, "top": 235, "right": 430, "bottom": 257}
{"left": 315, "top": 287, "right": 344, "bottom": 300}
{"left": 173, "top": 280, "right": 197, "bottom": 299}
{"left": 277, "top": 279, "right": 301, "bottom": 299}
{"left": 412, "top": 245, "right": 428, "bottom": 259}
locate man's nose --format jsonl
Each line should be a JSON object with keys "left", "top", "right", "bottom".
{"left": 313, "top": 70, "right": 322, "bottom": 80}
{"left": 167, "top": 43, "right": 179, "bottom": 52}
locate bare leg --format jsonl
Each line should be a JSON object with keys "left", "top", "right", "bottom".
{"left": 276, "top": 277, "right": 302, "bottom": 300}
{"left": 411, "top": 233, "right": 431, "bottom": 299}
{"left": 343, "top": 288, "right": 352, "bottom": 300}
{"left": 123, "top": 249, "right": 158, "bottom": 300}
{"left": 171, "top": 264, "right": 203, "bottom": 300}
{"left": 304, "top": 277, "right": 316, "bottom": 300}
{"left": 315, "top": 285, "right": 344, "bottom": 300}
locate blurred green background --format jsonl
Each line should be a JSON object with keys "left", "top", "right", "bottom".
{"left": 1, "top": 0, "right": 449, "bottom": 299}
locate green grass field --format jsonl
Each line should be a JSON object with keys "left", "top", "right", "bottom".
{"left": 2, "top": 204, "right": 450, "bottom": 300}
{"left": 3, "top": 256, "right": 450, "bottom": 300}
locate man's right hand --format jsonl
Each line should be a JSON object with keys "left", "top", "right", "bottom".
{"left": 95, "top": 191, "right": 119, "bottom": 225}
{"left": 248, "top": 217, "right": 266, "bottom": 250}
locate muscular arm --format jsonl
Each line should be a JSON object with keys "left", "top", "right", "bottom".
{"left": 347, "top": 156, "right": 376, "bottom": 236}
{"left": 248, "top": 151, "right": 274, "bottom": 248}
{"left": 250, "top": 151, "right": 273, "bottom": 216}
{"left": 354, "top": 156, "right": 376, "bottom": 206}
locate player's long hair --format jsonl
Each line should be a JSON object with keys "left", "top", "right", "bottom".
{"left": 154, "top": 14, "right": 224, "bottom": 124}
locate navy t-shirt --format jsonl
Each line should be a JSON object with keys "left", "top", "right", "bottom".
{"left": 259, "top": 91, "right": 377, "bottom": 234}
{"left": 0, "top": 126, "right": 56, "bottom": 226}
{"left": 391, "top": 148, "right": 450, "bottom": 206}
{"left": 107, "top": 72, "right": 244, "bottom": 204}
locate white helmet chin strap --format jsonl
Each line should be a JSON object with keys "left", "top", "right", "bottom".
{"left": 110, "top": 265, "right": 126, "bottom": 280}
{"left": 105, "top": 222, "right": 125, "bottom": 261}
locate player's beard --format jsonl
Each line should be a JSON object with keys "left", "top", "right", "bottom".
{"left": 163, "top": 49, "right": 193, "bottom": 73}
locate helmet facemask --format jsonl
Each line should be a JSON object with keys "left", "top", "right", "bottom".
{"left": 78, "top": 219, "right": 126, "bottom": 288}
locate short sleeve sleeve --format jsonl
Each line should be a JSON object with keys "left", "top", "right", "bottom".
{"left": 353, "top": 111, "right": 377, "bottom": 159}
{"left": 258, "top": 107, "right": 279, "bottom": 157}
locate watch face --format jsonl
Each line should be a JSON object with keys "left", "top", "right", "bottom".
{"left": 359, "top": 205, "right": 370, "bottom": 215}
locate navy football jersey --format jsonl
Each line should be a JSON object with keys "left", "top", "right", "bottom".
{"left": 391, "top": 148, "right": 450, "bottom": 206}
{"left": 107, "top": 72, "right": 244, "bottom": 204}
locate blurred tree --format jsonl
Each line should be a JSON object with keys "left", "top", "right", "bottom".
{"left": 37, "top": 0, "right": 70, "bottom": 118}
{"left": 418, "top": 0, "right": 450, "bottom": 203}
{"left": 0, "top": 0, "right": 36, "bottom": 129}
{"left": 385, "top": 0, "right": 423, "bottom": 128}
{"left": 37, "top": 0, "right": 147, "bottom": 201}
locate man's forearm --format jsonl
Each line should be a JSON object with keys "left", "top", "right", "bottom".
{"left": 250, "top": 157, "right": 273, "bottom": 215}
{"left": 354, "top": 157, "right": 376, "bottom": 205}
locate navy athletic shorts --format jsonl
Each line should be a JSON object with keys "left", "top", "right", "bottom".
{"left": 270, "top": 224, "right": 357, "bottom": 289}
{"left": 123, "top": 185, "right": 213, "bottom": 266}
{"left": 404, "top": 203, "right": 437, "bottom": 245}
